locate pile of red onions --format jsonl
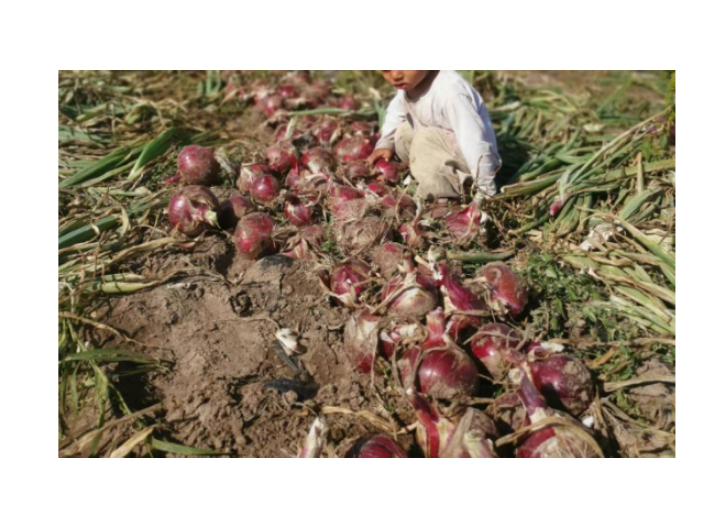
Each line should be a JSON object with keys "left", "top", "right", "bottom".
{"left": 164, "top": 76, "right": 604, "bottom": 459}
{"left": 174, "top": 145, "right": 221, "bottom": 186}
{"left": 168, "top": 186, "right": 220, "bottom": 237}
{"left": 234, "top": 212, "right": 275, "bottom": 259}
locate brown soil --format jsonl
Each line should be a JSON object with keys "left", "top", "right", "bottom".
{"left": 78, "top": 239, "right": 416, "bottom": 457}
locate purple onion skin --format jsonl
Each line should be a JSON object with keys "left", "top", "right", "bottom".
{"left": 478, "top": 263, "right": 529, "bottom": 316}
{"left": 469, "top": 323, "right": 523, "bottom": 380}
{"left": 218, "top": 195, "right": 255, "bottom": 230}
{"left": 400, "top": 347, "right": 478, "bottom": 400}
{"left": 529, "top": 355, "right": 594, "bottom": 416}
{"left": 248, "top": 173, "right": 281, "bottom": 204}
{"left": 233, "top": 212, "right": 275, "bottom": 260}
{"left": 351, "top": 435, "right": 407, "bottom": 458}
{"left": 382, "top": 273, "right": 438, "bottom": 319}
{"left": 343, "top": 310, "right": 381, "bottom": 374}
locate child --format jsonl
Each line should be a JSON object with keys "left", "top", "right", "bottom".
{"left": 368, "top": 70, "right": 501, "bottom": 202}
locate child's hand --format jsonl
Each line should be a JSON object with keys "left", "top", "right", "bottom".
{"left": 367, "top": 148, "right": 393, "bottom": 166}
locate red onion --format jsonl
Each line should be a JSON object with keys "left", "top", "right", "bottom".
{"left": 259, "top": 95, "right": 283, "bottom": 117}
{"left": 343, "top": 309, "right": 381, "bottom": 374}
{"left": 233, "top": 212, "right": 275, "bottom": 260}
{"left": 237, "top": 164, "right": 269, "bottom": 194}
{"left": 332, "top": 136, "right": 375, "bottom": 162}
{"left": 381, "top": 261, "right": 438, "bottom": 318}
{"left": 399, "top": 308, "right": 479, "bottom": 399}
{"left": 477, "top": 263, "right": 529, "bottom": 316}
{"left": 277, "top": 85, "right": 298, "bottom": 100}
{"left": 168, "top": 186, "right": 220, "bottom": 237}
{"left": 337, "top": 94, "right": 360, "bottom": 111}
{"left": 177, "top": 145, "right": 220, "bottom": 186}
{"left": 349, "top": 435, "right": 407, "bottom": 458}
{"left": 374, "top": 159, "right": 399, "bottom": 184}
{"left": 265, "top": 141, "right": 298, "bottom": 175}
{"left": 248, "top": 172, "right": 280, "bottom": 204}
{"left": 335, "top": 216, "right": 391, "bottom": 254}
{"left": 527, "top": 353, "right": 594, "bottom": 416}
{"left": 438, "top": 262, "right": 486, "bottom": 321}
{"left": 511, "top": 368, "right": 600, "bottom": 458}
{"left": 470, "top": 323, "right": 523, "bottom": 380}
{"left": 445, "top": 202, "right": 483, "bottom": 241}
{"left": 329, "top": 184, "right": 365, "bottom": 220}
{"left": 371, "top": 242, "right": 408, "bottom": 279}
{"left": 313, "top": 118, "right": 341, "bottom": 146}
{"left": 330, "top": 261, "right": 371, "bottom": 307}
{"left": 398, "top": 221, "right": 426, "bottom": 249}
{"left": 218, "top": 195, "right": 256, "bottom": 230}
{"left": 549, "top": 196, "right": 565, "bottom": 217}
{"left": 344, "top": 162, "right": 371, "bottom": 180}
{"left": 283, "top": 192, "right": 314, "bottom": 227}
{"left": 436, "top": 262, "right": 487, "bottom": 338}
{"left": 408, "top": 391, "right": 497, "bottom": 458}
{"left": 301, "top": 147, "right": 336, "bottom": 174}
{"left": 284, "top": 161, "right": 301, "bottom": 190}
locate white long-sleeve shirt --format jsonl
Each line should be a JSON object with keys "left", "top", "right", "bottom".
{"left": 376, "top": 70, "right": 501, "bottom": 196}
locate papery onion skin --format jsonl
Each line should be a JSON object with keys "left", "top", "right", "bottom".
{"left": 238, "top": 164, "right": 270, "bottom": 194}
{"left": 218, "top": 195, "right": 256, "bottom": 230}
{"left": 249, "top": 172, "right": 281, "bottom": 204}
{"left": 168, "top": 186, "right": 220, "bottom": 237}
{"left": 469, "top": 323, "right": 523, "bottom": 379}
{"left": 233, "top": 212, "right": 276, "bottom": 260}
{"left": 477, "top": 262, "right": 529, "bottom": 316}
{"left": 436, "top": 262, "right": 487, "bottom": 338}
{"left": 343, "top": 310, "right": 381, "bottom": 374}
{"left": 177, "top": 145, "right": 221, "bottom": 186}
{"left": 371, "top": 242, "right": 408, "bottom": 279}
{"left": 374, "top": 159, "right": 399, "bottom": 184}
{"left": 445, "top": 203, "right": 482, "bottom": 241}
{"left": 283, "top": 193, "right": 314, "bottom": 227}
{"left": 301, "top": 147, "right": 336, "bottom": 174}
{"left": 381, "top": 268, "right": 438, "bottom": 319}
{"left": 528, "top": 354, "right": 594, "bottom": 416}
{"left": 332, "top": 136, "right": 375, "bottom": 162}
{"left": 330, "top": 261, "right": 371, "bottom": 307}
{"left": 350, "top": 435, "right": 407, "bottom": 458}
{"left": 265, "top": 141, "right": 298, "bottom": 175}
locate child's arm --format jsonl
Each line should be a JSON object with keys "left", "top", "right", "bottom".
{"left": 368, "top": 92, "right": 406, "bottom": 164}
{"left": 444, "top": 95, "right": 501, "bottom": 198}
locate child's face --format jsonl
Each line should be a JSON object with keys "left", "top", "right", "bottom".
{"left": 381, "top": 70, "right": 429, "bottom": 92}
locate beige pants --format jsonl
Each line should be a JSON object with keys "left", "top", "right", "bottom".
{"left": 395, "top": 122, "right": 472, "bottom": 199}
